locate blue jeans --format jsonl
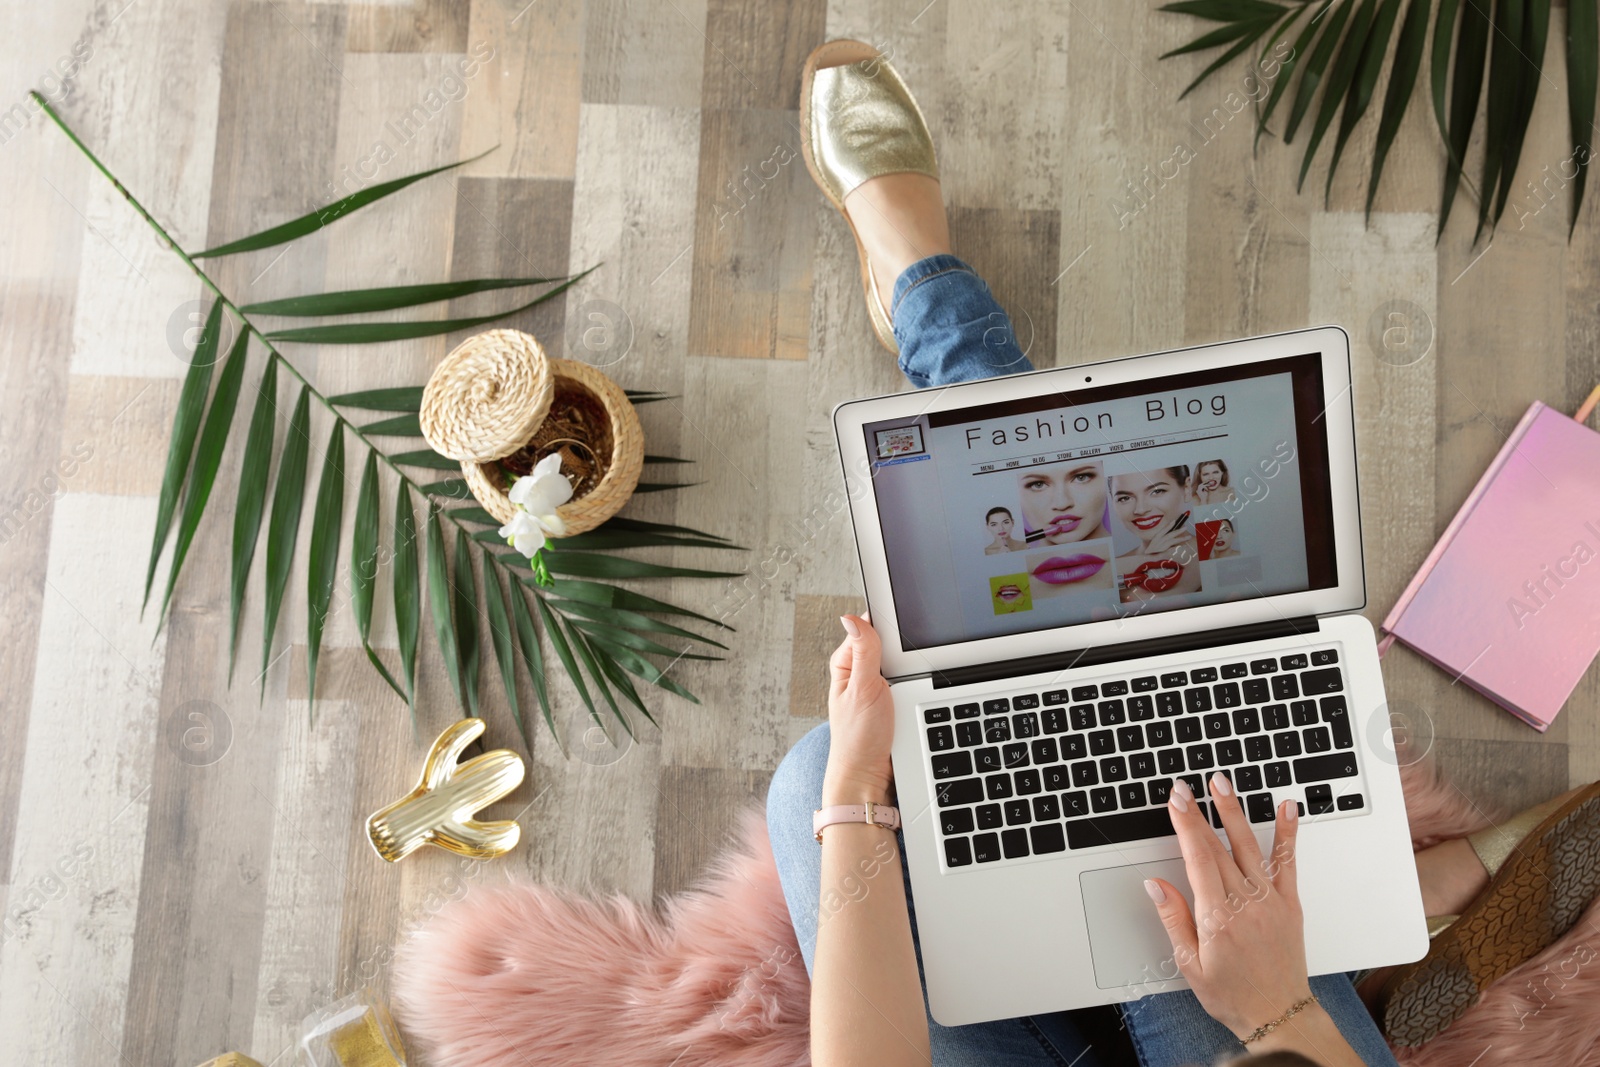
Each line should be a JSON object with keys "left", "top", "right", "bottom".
{"left": 767, "top": 257, "right": 1401, "bottom": 1067}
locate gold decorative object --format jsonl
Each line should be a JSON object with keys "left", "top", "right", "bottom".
{"left": 299, "top": 989, "right": 407, "bottom": 1067}
{"left": 418, "top": 329, "right": 644, "bottom": 535}
{"left": 366, "top": 718, "right": 526, "bottom": 862}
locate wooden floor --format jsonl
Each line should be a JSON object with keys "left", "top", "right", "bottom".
{"left": 3, "top": 1, "right": 1598, "bottom": 1063}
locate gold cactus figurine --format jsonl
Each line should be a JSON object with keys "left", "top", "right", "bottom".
{"left": 366, "top": 718, "right": 526, "bottom": 862}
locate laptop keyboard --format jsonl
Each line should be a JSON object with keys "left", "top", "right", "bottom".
{"left": 922, "top": 647, "right": 1366, "bottom": 870}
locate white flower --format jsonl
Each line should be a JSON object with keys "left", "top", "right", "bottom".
{"left": 498, "top": 511, "right": 547, "bottom": 558}
{"left": 499, "top": 453, "right": 572, "bottom": 558}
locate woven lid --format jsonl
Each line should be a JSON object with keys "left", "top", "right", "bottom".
{"left": 419, "top": 329, "right": 554, "bottom": 462}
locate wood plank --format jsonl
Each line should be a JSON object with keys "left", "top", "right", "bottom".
{"left": 1181, "top": 78, "right": 1312, "bottom": 343}
{"left": 54, "top": 376, "right": 174, "bottom": 497}
{"left": 653, "top": 765, "right": 772, "bottom": 896}
{"left": 701, "top": 0, "right": 826, "bottom": 110}
{"left": 1055, "top": 1, "right": 1192, "bottom": 362}
{"left": 1432, "top": 736, "right": 1569, "bottom": 823}
{"left": 0, "top": 290, "right": 79, "bottom": 878}
{"left": 461, "top": 0, "right": 581, "bottom": 179}
{"left": 660, "top": 357, "right": 810, "bottom": 773}
{"left": 447, "top": 176, "right": 576, "bottom": 352}
{"left": 582, "top": 0, "right": 708, "bottom": 107}
{"left": 940, "top": 0, "right": 1068, "bottom": 213}
{"left": 346, "top": 0, "right": 469, "bottom": 54}
{"left": 0, "top": 495, "right": 164, "bottom": 1065}
{"left": 118, "top": 5, "right": 349, "bottom": 1063}
{"left": 688, "top": 108, "right": 815, "bottom": 361}
{"left": 789, "top": 594, "right": 859, "bottom": 718}
{"left": 245, "top": 695, "right": 361, "bottom": 1062}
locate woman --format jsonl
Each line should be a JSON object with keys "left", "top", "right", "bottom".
{"left": 1193, "top": 460, "right": 1240, "bottom": 506}
{"left": 1112, "top": 468, "right": 1202, "bottom": 603}
{"left": 776, "top": 38, "right": 1600, "bottom": 1067}
{"left": 1017, "top": 462, "right": 1108, "bottom": 545}
{"left": 984, "top": 506, "right": 1026, "bottom": 555}
{"left": 1208, "top": 518, "right": 1240, "bottom": 559}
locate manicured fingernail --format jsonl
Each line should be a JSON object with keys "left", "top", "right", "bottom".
{"left": 840, "top": 615, "right": 861, "bottom": 638}
{"left": 1283, "top": 800, "right": 1298, "bottom": 822}
{"left": 1143, "top": 879, "right": 1166, "bottom": 904}
{"left": 1210, "top": 771, "right": 1232, "bottom": 797}
{"left": 1170, "top": 779, "right": 1192, "bottom": 812}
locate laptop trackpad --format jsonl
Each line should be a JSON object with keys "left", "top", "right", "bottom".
{"left": 1079, "top": 858, "right": 1195, "bottom": 990}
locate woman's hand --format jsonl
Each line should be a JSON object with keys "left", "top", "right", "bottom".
{"left": 822, "top": 615, "right": 896, "bottom": 804}
{"left": 1144, "top": 772, "right": 1310, "bottom": 1040}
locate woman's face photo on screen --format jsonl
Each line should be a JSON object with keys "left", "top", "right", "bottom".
{"left": 985, "top": 507, "right": 1015, "bottom": 545}
{"left": 1197, "top": 460, "right": 1227, "bottom": 492}
{"left": 1112, "top": 468, "right": 1188, "bottom": 544}
{"left": 1018, "top": 462, "right": 1108, "bottom": 545}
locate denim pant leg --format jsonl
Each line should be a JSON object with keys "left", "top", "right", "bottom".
{"left": 891, "top": 254, "right": 1035, "bottom": 388}
{"left": 1118, "top": 974, "right": 1399, "bottom": 1067}
{"left": 767, "top": 722, "right": 1102, "bottom": 1067}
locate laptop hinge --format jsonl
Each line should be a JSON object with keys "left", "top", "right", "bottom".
{"left": 929, "top": 616, "right": 1321, "bottom": 690}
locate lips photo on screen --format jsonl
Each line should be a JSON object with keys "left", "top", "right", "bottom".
{"left": 989, "top": 573, "right": 1034, "bottom": 614}
{"left": 1025, "top": 542, "right": 1113, "bottom": 600}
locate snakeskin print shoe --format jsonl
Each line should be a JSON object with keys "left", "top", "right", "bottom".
{"left": 1375, "top": 781, "right": 1600, "bottom": 1046}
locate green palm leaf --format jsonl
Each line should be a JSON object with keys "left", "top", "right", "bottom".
{"left": 196, "top": 148, "right": 495, "bottom": 258}
{"left": 229, "top": 356, "right": 277, "bottom": 679}
{"left": 157, "top": 326, "right": 251, "bottom": 626}
{"left": 1296, "top": 0, "right": 1378, "bottom": 193}
{"left": 363, "top": 413, "right": 423, "bottom": 437}
{"left": 1571, "top": 0, "right": 1599, "bottom": 236}
{"left": 586, "top": 638, "right": 656, "bottom": 728}
{"left": 352, "top": 450, "right": 407, "bottom": 706}
{"left": 541, "top": 551, "right": 742, "bottom": 580}
{"left": 305, "top": 421, "right": 346, "bottom": 717}
{"left": 391, "top": 449, "right": 460, "bottom": 470}
{"left": 550, "top": 596, "right": 726, "bottom": 648}
{"left": 262, "top": 269, "right": 595, "bottom": 344}
{"left": 260, "top": 387, "right": 312, "bottom": 697}
{"left": 1488, "top": 0, "right": 1549, "bottom": 231}
{"left": 1322, "top": 0, "right": 1402, "bottom": 203}
{"left": 593, "top": 639, "right": 701, "bottom": 704}
{"left": 1366, "top": 0, "right": 1432, "bottom": 220}
{"left": 536, "top": 593, "right": 599, "bottom": 726}
{"left": 1255, "top": 0, "right": 1331, "bottom": 150}
{"left": 426, "top": 504, "right": 465, "bottom": 711}
{"left": 393, "top": 484, "right": 421, "bottom": 715}
{"left": 243, "top": 277, "right": 566, "bottom": 317}
{"left": 565, "top": 617, "right": 714, "bottom": 659}
{"left": 453, "top": 525, "right": 480, "bottom": 718}
{"left": 481, "top": 549, "right": 521, "bottom": 738}
{"left": 145, "top": 300, "right": 224, "bottom": 610}
{"left": 567, "top": 623, "right": 629, "bottom": 738}
{"left": 1439, "top": 0, "right": 1491, "bottom": 235}
{"left": 633, "top": 481, "right": 703, "bottom": 493}
{"left": 510, "top": 583, "right": 556, "bottom": 747}
{"left": 548, "top": 576, "right": 733, "bottom": 629}
{"left": 328, "top": 386, "right": 423, "bottom": 412}
{"left": 1284, "top": 0, "right": 1355, "bottom": 144}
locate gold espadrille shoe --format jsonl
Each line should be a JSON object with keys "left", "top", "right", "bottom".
{"left": 799, "top": 39, "right": 939, "bottom": 355}
{"left": 1375, "top": 781, "right": 1600, "bottom": 1046}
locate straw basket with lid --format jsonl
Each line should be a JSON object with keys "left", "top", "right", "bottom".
{"left": 419, "top": 329, "right": 643, "bottom": 537}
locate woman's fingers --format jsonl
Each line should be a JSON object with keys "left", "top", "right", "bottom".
{"left": 1206, "top": 772, "right": 1266, "bottom": 882}
{"left": 1143, "top": 877, "right": 1201, "bottom": 978}
{"left": 1167, "top": 779, "right": 1227, "bottom": 906}
{"left": 1267, "top": 798, "right": 1301, "bottom": 906}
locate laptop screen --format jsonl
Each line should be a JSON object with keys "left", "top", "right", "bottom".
{"left": 860, "top": 353, "right": 1340, "bottom": 652}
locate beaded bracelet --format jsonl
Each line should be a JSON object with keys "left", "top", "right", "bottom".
{"left": 1241, "top": 994, "right": 1319, "bottom": 1045}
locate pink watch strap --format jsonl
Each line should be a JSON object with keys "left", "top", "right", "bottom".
{"left": 813, "top": 802, "right": 901, "bottom": 842}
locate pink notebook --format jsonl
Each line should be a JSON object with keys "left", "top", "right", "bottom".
{"left": 1380, "top": 400, "right": 1600, "bottom": 731}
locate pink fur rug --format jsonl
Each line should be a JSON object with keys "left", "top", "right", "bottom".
{"left": 392, "top": 763, "right": 1600, "bottom": 1067}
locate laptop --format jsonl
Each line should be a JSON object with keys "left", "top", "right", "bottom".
{"left": 831, "top": 326, "right": 1429, "bottom": 1025}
